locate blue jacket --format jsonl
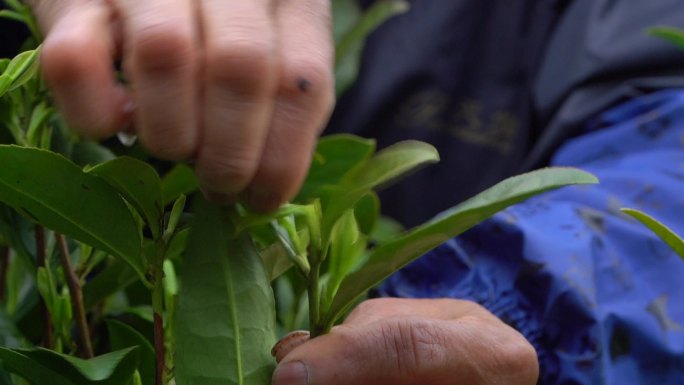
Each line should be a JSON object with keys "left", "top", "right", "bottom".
{"left": 377, "top": 90, "right": 684, "bottom": 384}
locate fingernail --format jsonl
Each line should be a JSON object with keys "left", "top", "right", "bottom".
{"left": 272, "top": 361, "right": 308, "bottom": 385}
{"left": 247, "top": 188, "right": 280, "bottom": 212}
{"left": 272, "top": 330, "right": 310, "bottom": 363}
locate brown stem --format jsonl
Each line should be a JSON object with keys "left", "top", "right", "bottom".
{"left": 35, "top": 225, "right": 53, "bottom": 348}
{"left": 57, "top": 234, "right": 93, "bottom": 358}
{"left": 0, "top": 246, "right": 9, "bottom": 301}
{"left": 154, "top": 312, "right": 165, "bottom": 385}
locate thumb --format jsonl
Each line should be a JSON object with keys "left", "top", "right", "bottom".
{"left": 272, "top": 317, "right": 537, "bottom": 385}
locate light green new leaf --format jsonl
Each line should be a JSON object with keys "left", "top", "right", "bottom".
{"left": 621, "top": 208, "right": 684, "bottom": 259}
{"left": 1, "top": 347, "right": 139, "bottom": 385}
{"left": 88, "top": 157, "right": 164, "bottom": 239}
{"left": 649, "top": 26, "right": 684, "bottom": 50}
{"left": 0, "top": 348, "right": 72, "bottom": 385}
{"left": 107, "top": 319, "right": 155, "bottom": 385}
{"left": 325, "top": 167, "right": 598, "bottom": 325}
{"left": 296, "top": 134, "right": 375, "bottom": 202}
{"left": 321, "top": 140, "right": 439, "bottom": 242}
{"left": 175, "top": 198, "right": 277, "bottom": 385}
{"left": 1, "top": 47, "right": 40, "bottom": 94}
{"left": 0, "top": 145, "right": 145, "bottom": 280}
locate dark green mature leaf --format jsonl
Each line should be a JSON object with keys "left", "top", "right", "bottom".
{"left": 175, "top": 198, "right": 277, "bottom": 385}
{"left": 649, "top": 26, "right": 684, "bottom": 49}
{"left": 107, "top": 320, "right": 155, "bottom": 385}
{"left": 335, "top": 1, "right": 409, "bottom": 95}
{"left": 622, "top": 208, "right": 684, "bottom": 259}
{"left": 161, "top": 164, "right": 198, "bottom": 206}
{"left": 321, "top": 140, "right": 439, "bottom": 242}
{"left": 325, "top": 167, "right": 598, "bottom": 325}
{"left": 83, "top": 259, "right": 138, "bottom": 309}
{"left": 0, "top": 348, "right": 72, "bottom": 385}
{"left": 88, "top": 157, "right": 164, "bottom": 239}
{"left": 0, "top": 145, "right": 145, "bottom": 280}
{"left": 0, "top": 347, "right": 139, "bottom": 385}
{"left": 71, "top": 141, "right": 116, "bottom": 167}
{"left": 296, "top": 134, "right": 375, "bottom": 202}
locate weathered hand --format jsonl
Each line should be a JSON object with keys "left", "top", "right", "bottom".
{"left": 273, "top": 298, "right": 539, "bottom": 385}
{"left": 30, "top": 0, "right": 334, "bottom": 211}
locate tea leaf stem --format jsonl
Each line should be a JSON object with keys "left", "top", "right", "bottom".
{"left": 35, "top": 225, "right": 53, "bottom": 348}
{"left": 56, "top": 233, "right": 93, "bottom": 358}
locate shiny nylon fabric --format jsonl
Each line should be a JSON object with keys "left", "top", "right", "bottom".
{"left": 377, "top": 90, "right": 684, "bottom": 384}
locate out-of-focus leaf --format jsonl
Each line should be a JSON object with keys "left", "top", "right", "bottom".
{"left": 335, "top": 1, "right": 409, "bottom": 95}
{"left": 0, "top": 145, "right": 145, "bottom": 281}
{"left": 649, "top": 26, "right": 684, "bottom": 50}
{"left": 83, "top": 259, "right": 138, "bottom": 309}
{"left": 161, "top": 164, "right": 198, "bottom": 206}
{"left": 107, "top": 319, "right": 155, "bottom": 385}
{"left": 621, "top": 208, "right": 684, "bottom": 259}
{"left": 71, "top": 141, "right": 116, "bottom": 167}
{"left": 175, "top": 197, "right": 276, "bottom": 385}
{"left": 325, "top": 167, "right": 599, "bottom": 326}
{"left": 88, "top": 157, "right": 164, "bottom": 239}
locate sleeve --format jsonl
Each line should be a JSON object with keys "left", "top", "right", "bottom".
{"left": 375, "top": 89, "right": 684, "bottom": 385}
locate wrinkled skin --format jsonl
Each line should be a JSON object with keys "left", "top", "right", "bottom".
{"left": 30, "top": 0, "right": 335, "bottom": 211}
{"left": 273, "top": 298, "right": 539, "bottom": 385}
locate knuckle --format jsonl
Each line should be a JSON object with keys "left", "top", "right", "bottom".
{"left": 198, "top": 150, "right": 259, "bottom": 192}
{"left": 41, "top": 34, "right": 98, "bottom": 85}
{"left": 139, "top": 130, "right": 196, "bottom": 160}
{"left": 350, "top": 298, "right": 399, "bottom": 318}
{"left": 378, "top": 318, "right": 448, "bottom": 379}
{"left": 131, "top": 23, "right": 195, "bottom": 73}
{"left": 280, "top": 58, "right": 333, "bottom": 98}
{"left": 493, "top": 333, "right": 539, "bottom": 383}
{"left": 206, "top": 39, "right": 276, "bottom": 93}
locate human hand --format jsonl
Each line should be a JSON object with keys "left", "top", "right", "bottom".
{"left": 272, "top": 298, "right": 539, "bottom": 385}
{"left": 30, "top": 0, "right": 334, "bottom": 211}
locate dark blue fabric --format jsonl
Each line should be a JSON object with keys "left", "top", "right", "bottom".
{"left": 377, "top": 89, "right": 684, "bottom": 384}
{"left": 328, "top": 0, "right": 684, "bottom": 227}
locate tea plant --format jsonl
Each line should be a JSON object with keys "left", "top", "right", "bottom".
{"left": 0, "top": 1, "right": 598, "bottom": 385}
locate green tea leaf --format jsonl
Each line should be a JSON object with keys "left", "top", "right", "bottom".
{"left": 296, "top": 134, "right": 375, "bottom": 202}
{"left": 1, "top": 347, "right": 139, "bottom": 385}
{"left": 83, "top": 259, "right": 138, "bottom": 309}
{"left": 106, "top": 320, "right": 155, "bottom": 385}
{"left": 325, "top": 167, "right": 598, "bottom": 325}
{"left": 88, "top": 157, "right": 164, "bottom": 239}
{"left": 321, "top": 140, "right": 439, "bottom": 242}
{"left": 354, "top": 192, "right": 380, "bottom": 235}
{"left": 621, "top": 208, "right": 684, "bottom": 259}
{"left": 335, "top": 1, "right": 409, "bottom": 95}
{"left": 161, "top": 164, "right": 198, "bottom": 206}
{"left": 332, "top": 0, "right": 361, "bottom": 43}
{"left": 0, "top": 145, "right": 145, "bottom": 280}
{"left": 648, "top": 26, "right": 684, "bottom": 50}
{"left": 71, "top": 141, "right": 116, "bottom": 167}
{"left": 0, "top": 348, "right": 72, "bottom": 385}
{"left": 175, "top": 198, "right": 277, "bottom": 385}
{"left": 3, "top": 47, "right": 40, "bottom": 93}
